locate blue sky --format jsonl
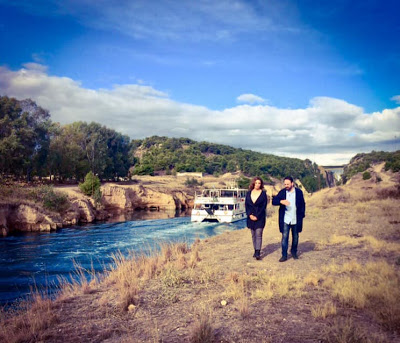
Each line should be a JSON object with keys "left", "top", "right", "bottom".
{"left": 0, "top": 0, "right": 399, "bottom": 164}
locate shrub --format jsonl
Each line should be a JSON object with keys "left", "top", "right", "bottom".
{"left": 92, "top": 187, "right": 102, "bottom": 206}
{"left": 362, "top": 171, "right": 371, "bottom": 180}
{"left": 237, "top": 176, "right": 250, "bottom": 189}
{"left": 184, "top": 177, "right": 203, "bottom": 187}
{"left": 41, "top": 186, "right": 68, "bottom": 212}
{"left": 79, "top": 172, "right": 101, "bottom": 197}
{"left": 29, "top": 185, "right": 68, "bottom": 213}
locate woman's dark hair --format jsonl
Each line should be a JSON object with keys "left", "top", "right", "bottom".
{"left": 249, "top": 177, "right": 264, "bottom": 190}
{"left": 284, "top": 176, "right": 294, "bottom": 183}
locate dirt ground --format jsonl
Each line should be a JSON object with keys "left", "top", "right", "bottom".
{"left": 2, "top": 166, "right": 400, "bottom": 343}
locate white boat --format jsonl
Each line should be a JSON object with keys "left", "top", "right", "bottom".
{"left": 191, "top": 184, "right": 247, "bottom": 223}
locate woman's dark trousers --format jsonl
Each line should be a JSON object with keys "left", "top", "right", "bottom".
{"left": 251, "top": 228, "right": 263, "bottom": 251}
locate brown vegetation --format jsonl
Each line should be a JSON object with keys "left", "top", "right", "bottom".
{"left": 1, "top": 166, "right": 400, "bottom": 342}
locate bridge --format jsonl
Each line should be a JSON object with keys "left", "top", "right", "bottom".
{"left": 322, "top": 165, "right": 345, "bottom": 175}
{"left": 322, "top": 165, "right": 346, "bottom": 187}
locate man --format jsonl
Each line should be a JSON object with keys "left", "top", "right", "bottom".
{"left": 272, "top": 176, "right": 306, "bottom": 262}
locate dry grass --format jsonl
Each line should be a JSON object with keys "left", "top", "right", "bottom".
{"left": 224, "top": 273, "right": 250, "bottom": 301}
{"left": 321, "top": 260, "right": 400, "bottom": 333}
{"left": 311, "top": 301, "right": 337, "bottom": 319}
{"left": 317, "top": 234, "right": 400, "bottom": 253}
{"left": 304, "top": 271, "right": 323, "bottom": 286}
{"left": 0, "top": 292, "right": 58, "bottom": 343}
{"left": 190, "top": 308, "right": 214, "bottom": 343}
{"left": 252, "top": 271, "right": 305, "bottom": 300}
{"left": 323, "top": 317, "right": 374, "bottom": 343}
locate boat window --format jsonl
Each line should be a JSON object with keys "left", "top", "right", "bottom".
{"left": 228, "top": 205, "right": 234, "bottom": 210}
{"left": 221, "top": 191, "right": 234, "bottom": 197}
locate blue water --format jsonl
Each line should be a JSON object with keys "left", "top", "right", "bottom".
{"left": 0, "top": 215, "right": 246, "bottom": 307}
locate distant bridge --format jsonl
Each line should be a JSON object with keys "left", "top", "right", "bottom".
{"left": 322, "top": 166, "right": 346, "bottom": 185}
{"left": 323, "top": 165, "right": 345, "bottom": 175}
{"left": 322, "top": 165, "right": 346, "bottom": 169}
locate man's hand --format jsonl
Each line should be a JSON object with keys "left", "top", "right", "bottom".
{"left": 249, "top": 214, "right": 257, "bottom": 221}
{"left": 280, "top": 200, "right": 290, "bottom": 206}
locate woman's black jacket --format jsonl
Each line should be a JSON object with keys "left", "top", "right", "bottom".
{"left": 245, "top": 190, "right": 268, "bottom": 230}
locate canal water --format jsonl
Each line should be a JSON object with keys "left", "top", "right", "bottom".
{"left": 0, "top": 212, "right": 246, "bottom": 307}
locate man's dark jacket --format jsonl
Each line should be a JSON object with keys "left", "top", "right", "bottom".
{"left": 272, "top": 188, "right": 306, "bottom": 233}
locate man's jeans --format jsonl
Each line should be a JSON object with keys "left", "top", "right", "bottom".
{"left": 281, "top": 223, "right": 298, "bottom": 258}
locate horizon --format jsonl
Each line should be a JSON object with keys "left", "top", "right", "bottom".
{"left": 0, "top": 0, "right": 399, "bottom": 165}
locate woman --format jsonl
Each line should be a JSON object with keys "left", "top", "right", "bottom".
{"left": 245, "top": 177, "right": 268, "bottom": 260}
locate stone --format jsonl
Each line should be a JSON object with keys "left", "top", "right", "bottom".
{"left": 72, "top": 199, "right": 96, "bottom": 223}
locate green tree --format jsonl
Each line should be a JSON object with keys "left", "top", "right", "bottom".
{"left": 0, "top": 96, "right": 52, "bottom": 180}
{"left": 79, "top": 171, "right": 101, "bottom": 197}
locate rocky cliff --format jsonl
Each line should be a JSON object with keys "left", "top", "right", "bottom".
{"left": 0, "top": 184, "right": 194, "bottom": 236}
{"left": 101, "top": 184, "right": 193, "bottom": 212}
{"left": 0, "top": 203, "right": 62, "bottom": 236}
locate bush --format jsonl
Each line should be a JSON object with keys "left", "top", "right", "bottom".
{"left": 362, "top": 171, "right": 371, "bottom": 180}
{"left": 79, "top": 172, "right": 101, "bottom": 197}
{"left": 133, "top": 164, "right": 154, "bottom": 176}
{"left": 30, "top": 185, "right": 68, "bottom": 212}
{"left": 237, "top": 176, "right": 251, "bottom": 189}
{"left": 184, "top": 177, "right": 203, "bottom": 187}
{"left": 92, "top": 187, "right": 102, "bottom": 206}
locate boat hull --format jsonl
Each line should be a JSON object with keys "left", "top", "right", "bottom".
{"left": 191, "top": 211, "right": 246, "bottom": 223}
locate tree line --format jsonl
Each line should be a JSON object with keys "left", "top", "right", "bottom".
{"left": 0, "top": 96, "right": 132, "bottom": 182}
{"left": 1, "top": 96, "right": 327, "bottom": 191}
{"left": 130, "top": 136, "right": 326, "bottom": 192}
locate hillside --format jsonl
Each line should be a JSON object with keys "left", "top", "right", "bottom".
{"left": 1, "top": 96, "right": 325, "bottom": 193}
{"left": 131, "top": 136, "right": 326, "bottom": 192}
{"left": 341, "top": 150, "right": 400, "bottom": 184}
{"left": 1, "top": 164, "right": 399, "bottom": 342}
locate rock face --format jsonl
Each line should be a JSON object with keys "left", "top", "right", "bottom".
{"left": 325, "top": 170, "right": 336, "bottom": 188}
{"left": 101, "top": 185, "right": 193, "bottom": 212}
{"left": 71, "top": 199, "right": 96, "bottom": 223}
{"left": 0, "top": 184, "right": 193, "bottom": 236}
{"left": 0, "top": 203, "right": 62, "bottom": 236}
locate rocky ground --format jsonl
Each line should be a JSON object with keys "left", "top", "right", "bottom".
{"left": 1, "top": 165, "right": 400, "bottom": 342}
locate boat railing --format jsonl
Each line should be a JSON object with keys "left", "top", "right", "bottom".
{"left": 195, "top": 188, "right": 247, "bottom": 199}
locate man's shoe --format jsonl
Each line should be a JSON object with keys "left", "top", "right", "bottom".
{"left": 279, "top": 256, "right": 287, "bottom": 262}
{"left": 292, "top": 253, "right": 299, "bottom": 259}
{"left": 255, "top": 250, "right": 261, "bottom": 260}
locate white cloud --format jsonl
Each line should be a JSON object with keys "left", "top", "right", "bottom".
{"left": 0, "top": 64, "right": 399, "bottom": 165}
{"left": 391, "top": 95, "right": 400, "bottom": 104}
{"left": 236, "top": 94, "right": 266, "bottom": 104}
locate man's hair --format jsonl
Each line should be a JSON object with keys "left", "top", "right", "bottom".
{"left": 249, "top": 176, "right": 264, "bottom": 190}
{"left": 284, "top": 176, "right": 294, "bottom": 183}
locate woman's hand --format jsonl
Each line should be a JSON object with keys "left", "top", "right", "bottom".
{"left": 249, "top": 214, "right": 257, "bottom": 221}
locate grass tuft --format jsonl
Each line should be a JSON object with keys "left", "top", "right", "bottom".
{"left": 311, "top": 301, "right": 337, "bottom": 319}
{"left": 323, "top": 317, "right": 369, "bottom": 343}
{"left": 190, "top": 308, "right": 214, "bottom": 343}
